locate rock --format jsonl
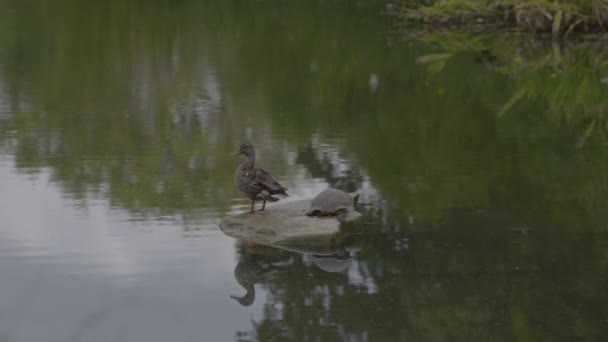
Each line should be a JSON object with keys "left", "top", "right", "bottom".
{"left": 220, "top": 198, "right": 362, "bottom": 254}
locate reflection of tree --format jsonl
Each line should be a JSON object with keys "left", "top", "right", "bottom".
{"left": 5, "top": 0, "right": 607, "bottom": 223}
{"left": 0, "top": 0, "right": 238, "bottom": 217}
{"left": 0, "top": 0, "right": 381, "bottom": 218}
{"left": 238, "top": 208, "right": 608, "bottom": 341}
{"left": 294, "top": 145, "right": 364, "bottom": 193}
{"left": 1, "top": 0, "right": 608, "bottom": 221}
{"left": 417, "top": 33, "right": 608, "bottom": 139}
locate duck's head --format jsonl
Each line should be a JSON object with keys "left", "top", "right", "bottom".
{"left": 231, "top": 143, "right": 255, "bottom": 157}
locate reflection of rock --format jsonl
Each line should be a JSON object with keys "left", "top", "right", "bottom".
{"left": 310, "top": 249, "right": 353, "bottom": 273}
{"left": 220, "top": 199, "right": 362, "bottom": 251}
{"left": 294, "top": 145, "right": 365, "bottom": 193}
{"left": 223, "top": 198, "right": 363, "bottom": 306}
{"left": 227, "top": 238, "right": 360, "bottom": 306}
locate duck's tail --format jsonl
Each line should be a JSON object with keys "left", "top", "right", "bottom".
{"left": 271, "top": 189, "right": 289, "bottom": 197}
{"left": 259, "top": 191, "right": 279, "bottom": 202}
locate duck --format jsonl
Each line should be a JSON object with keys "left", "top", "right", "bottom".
{"left": 232, "top": 143, "right": 288, "bottom": 213}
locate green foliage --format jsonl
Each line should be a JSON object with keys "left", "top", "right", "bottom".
{"left": 401, "top": 0, "right": 608, "bottom": 36}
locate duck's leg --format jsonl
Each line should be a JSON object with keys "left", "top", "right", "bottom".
{"left": 261, "top": 200, "right": 267, "bottom": 211}
{"left": 246, "top": 200, "right": 256, "bottom": 214}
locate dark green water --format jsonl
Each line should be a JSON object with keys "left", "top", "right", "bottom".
{"left": 0, "top": 1, "right": 607, "bottom": 341}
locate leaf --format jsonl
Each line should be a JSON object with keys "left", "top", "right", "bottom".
{"left": 565, "top": 19, "right": 583, "bottom": 38}
{"left": 427, "top": 60, "right": 446, "bottom": 73}
{"left": 416, "top": 53, "right": 452, "bottom": 65}
{"left": 540, "top": 8, "right": 553, "bottom": 21}
{"left": 498, "top": 88, "right": 526, "bottom": 117}
{"left": 553, "top": 10, "right": 563, "bottom": 38}
{"left": 578, "top": 118, "right": 597, "bottom": 147}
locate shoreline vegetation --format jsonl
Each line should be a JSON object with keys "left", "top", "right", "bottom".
{"left": 397, "top": 0, "right": 608, "bottom": 38}
{"left": 393, "top": 2, "right": 608, "bottom": 142}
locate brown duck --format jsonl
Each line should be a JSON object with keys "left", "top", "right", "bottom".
{"left": 232, "top": 143, "right": 288, "bottom": 213}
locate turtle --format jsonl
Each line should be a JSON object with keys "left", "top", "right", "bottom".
{"left": 305, "top": 188, "right": 360, "bottom": 223}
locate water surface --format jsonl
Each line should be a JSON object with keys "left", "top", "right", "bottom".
{"left": 0, "top": 1, "right": 607, "bottom": 341}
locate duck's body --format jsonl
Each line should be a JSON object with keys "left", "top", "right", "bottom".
{"left": 233, "top": 143, "right": 288, "bottom": 213}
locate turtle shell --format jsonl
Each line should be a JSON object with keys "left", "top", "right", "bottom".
{"left": 311, "top": 255, "right": 352, "bottom": 273}
{"left": 306, "top": 188, "right": 354, "bottom": 215}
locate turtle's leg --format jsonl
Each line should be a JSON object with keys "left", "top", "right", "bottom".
{"left": 336, "top": 210, "right": 346, "bottom": 224}
{"left": 261, "top": 200, "right": 267, "bottom": 211}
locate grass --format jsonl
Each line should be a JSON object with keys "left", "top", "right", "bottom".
{"left": 398, "top": 0, "right": 608, "bottom": 37}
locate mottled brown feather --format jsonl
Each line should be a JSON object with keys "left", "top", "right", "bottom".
{"left": 255, "top": 168, "right": 288, "bottom": 195}
{"left": 233, "top": 144, "right": 288, "bottom": 203}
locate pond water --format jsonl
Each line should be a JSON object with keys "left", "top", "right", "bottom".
{"left": 0, "top": 1, "right": 607, "bottom": 341}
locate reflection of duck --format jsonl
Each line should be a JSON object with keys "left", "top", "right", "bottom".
{"left": 230, "top": 253, "right": 288, "bottom": 306}
{"left": 232, "top": 143, "right": 288, "bottom": 213}
{"left": 230, "top": 247, "right": 354, "bottom": 306}
{"left": 228, "top": 235, "right": 361, "bottom": 306}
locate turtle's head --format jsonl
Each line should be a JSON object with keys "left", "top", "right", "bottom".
{"left": 232, "top": 143, "right": 255, "bottom": 157}
{"left": 336, "top": 211, "right": 346, "bottom": 224}
{"left": 352, "top": 193, "right": 360, "bottom": 208}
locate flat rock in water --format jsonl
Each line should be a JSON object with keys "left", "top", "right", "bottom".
{"left": 220, "top": 199, "right": 361, "bottom": 254}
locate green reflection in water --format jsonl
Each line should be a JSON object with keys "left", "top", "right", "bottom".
{"left": 0, "top": 1, "right": 607, "bottom": 341}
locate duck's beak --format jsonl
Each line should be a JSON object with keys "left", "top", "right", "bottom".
{"left": 230, "top": 150, "right": 241, "bottom": 156}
